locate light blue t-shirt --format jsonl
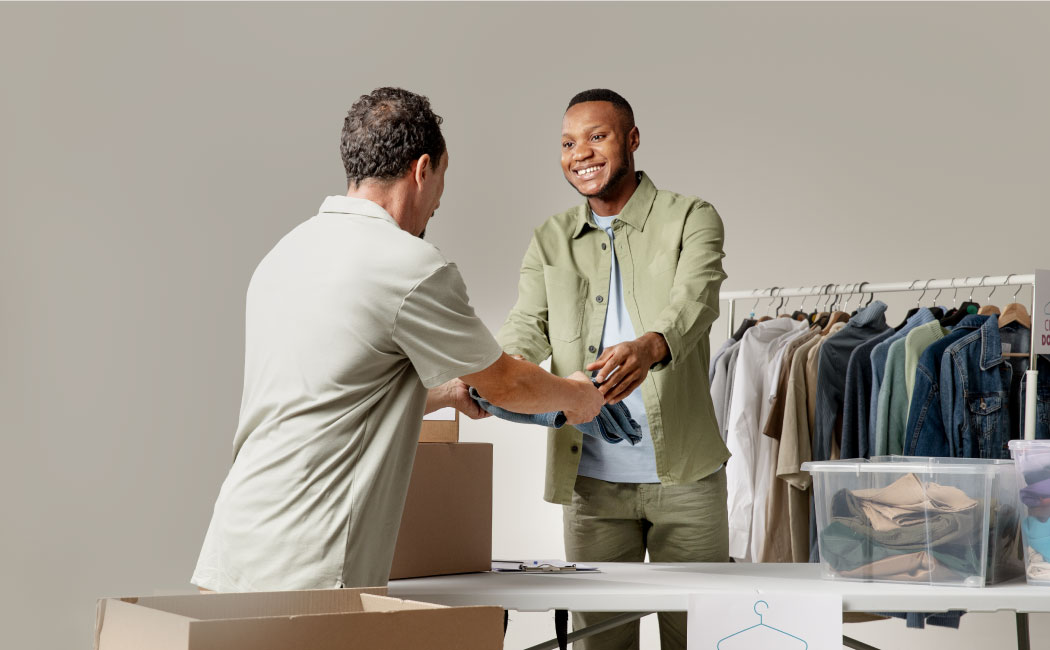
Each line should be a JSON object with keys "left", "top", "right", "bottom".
{"left": 577, "top": 213, "right": 660, "bottom": 483}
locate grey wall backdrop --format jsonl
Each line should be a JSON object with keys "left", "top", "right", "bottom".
{"left": 2, "top": 2, "right": 1049, "bottom": 648}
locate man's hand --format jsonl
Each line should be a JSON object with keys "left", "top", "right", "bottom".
{"left": 427, "top": 378, "right": 491, "bottom": 420}
{"left": 585, "top": 332, "right": 669, "bottom": 404}
{"left": 562, "top": 371, "right": 604, "bottom": 425}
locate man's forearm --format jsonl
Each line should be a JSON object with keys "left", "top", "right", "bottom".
{"left": 423, "top": 383, "right": 453, "bottom": 414}
{"left": 464, "top": 354, "right": 587, "bottom": 415}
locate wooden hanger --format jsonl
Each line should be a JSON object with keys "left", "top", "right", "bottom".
{"left": 977, "top": 277, "right": 1000, "bottom": 316}
{"left": 999, "top": 302, "right": 1032, "bottom": 329}
{"left": 821, "top": 311, "right": 849, "bottom": 335}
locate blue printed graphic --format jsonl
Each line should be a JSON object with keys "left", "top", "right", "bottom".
{"left": 715, "top": 600, "right": 808, "bottom": 649}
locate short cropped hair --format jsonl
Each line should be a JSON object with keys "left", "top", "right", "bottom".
{"left": 340, "top": 87, "right": 446, "bottom": 186}
{"left": 565, "top": 89, "right": 635, "bottom": 130}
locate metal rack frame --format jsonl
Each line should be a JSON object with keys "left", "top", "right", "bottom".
{"left": 718, "top": 273, "right": 1040, "bottom": 439}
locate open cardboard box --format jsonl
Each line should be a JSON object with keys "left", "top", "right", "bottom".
{"left": 95, "top": 587, "right": 503, "bottom": 650}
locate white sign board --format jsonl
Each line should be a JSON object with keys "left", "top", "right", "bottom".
{"left": 688, "top": 591, "right": 841, "bottom": 650}
{"left": 1036, "top": 269, "right": 1050, "bottom": 354}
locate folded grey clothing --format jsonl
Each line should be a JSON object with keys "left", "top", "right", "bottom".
{"left": 829, "top": 493, "right": 981, "bottom": 550}
{"left": 468, "top": 387, "right": 642, "bottom": 445}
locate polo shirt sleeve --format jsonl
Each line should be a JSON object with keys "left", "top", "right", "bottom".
{"left": 392, "top": 262, "right": 503, "bottom": 389}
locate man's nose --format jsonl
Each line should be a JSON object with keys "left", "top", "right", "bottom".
{"left": 572, "top": 142, "right": 592, "bottom": 160}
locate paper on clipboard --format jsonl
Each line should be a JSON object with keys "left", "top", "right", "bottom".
{"left": 492, "top": 560, "right": 600, "bottom": 573}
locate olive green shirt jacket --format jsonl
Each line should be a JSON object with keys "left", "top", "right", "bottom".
{"left": 498, "top": 172, "right": 730, "bottom": 504}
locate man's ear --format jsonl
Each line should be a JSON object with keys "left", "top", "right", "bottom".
{"left": 412, "top": 153, "right": 432, "bottom": 188}
{"left": 628, "top": 126, "right": 640, "bottom": 153}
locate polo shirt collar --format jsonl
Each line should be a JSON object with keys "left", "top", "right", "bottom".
{"left": 318, "top": 195, "right": 398, "bottom": 227}
{"left": 571, "top": 171, "right": 658, "bottom": 238}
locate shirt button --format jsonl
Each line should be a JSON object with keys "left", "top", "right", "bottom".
{"left": 596, "top": 295, "right": 604, "bottom": 303}
{"left": 588, "top": 345, "right": 597, "bottom": 353}
{"left": 601, "top": 243, "right": 608, "bottom": 250}
{"left": 570, "top": 445, "right": 579, "bottom": 453}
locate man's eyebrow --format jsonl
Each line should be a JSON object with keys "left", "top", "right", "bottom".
{"left": 562, "top": 124, "right": 606, "bottom": 138}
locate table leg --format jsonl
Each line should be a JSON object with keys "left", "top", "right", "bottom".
{"left": 1016, "top": 612, "right": 1030, "bottom": 650}
{"left": 842, "top": 635, "right": 883, "bottom": 650}
{"left": 521, "top": 612, "right": 652, "bottom": 650}
{"left": 555, "top": 609, "right": 567, "bottom": 649}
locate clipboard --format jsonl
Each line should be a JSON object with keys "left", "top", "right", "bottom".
{"left": 491, "top": 560, "right": 600, "bottom": 573}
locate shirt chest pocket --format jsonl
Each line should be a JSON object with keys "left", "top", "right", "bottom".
{"left": 543, "top": 266, "right": 587, "bottom": 342}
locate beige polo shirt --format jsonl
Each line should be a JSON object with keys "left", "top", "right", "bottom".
{"left": 192, "top": 196, "right": 502, "bottom": 592}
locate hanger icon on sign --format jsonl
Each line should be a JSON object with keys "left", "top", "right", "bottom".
{"left": 716, "top": 600, "right": 808, "bottom": 649}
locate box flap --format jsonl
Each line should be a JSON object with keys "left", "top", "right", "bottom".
{"left": 359, "top": 593, "right": 445, "bottom": 612}
{"left": 188, "top": 605, "right": 505, "bottom": 650}
{"left": 106, "top": 587, "right": 387, "bottom": 621}
{"left": 97, "top": 599, "right": 192, "bottom": 650}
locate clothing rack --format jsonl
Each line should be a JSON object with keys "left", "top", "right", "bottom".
{"left": 719, "top": 273, "right": 1040, "bottom": 440}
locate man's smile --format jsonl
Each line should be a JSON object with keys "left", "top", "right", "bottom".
{"left": 573, "top": 163, "right": 605, "bottom": 180}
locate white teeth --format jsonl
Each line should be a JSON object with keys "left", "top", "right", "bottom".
{"left": 576, "top": 165, "right": 601, "bottom": 175}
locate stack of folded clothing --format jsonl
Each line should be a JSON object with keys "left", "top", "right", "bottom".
{"left": 820, "top": 473, "right": 984, "bottom": 582}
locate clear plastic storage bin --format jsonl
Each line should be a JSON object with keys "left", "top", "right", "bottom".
{"left": 802, "top": 457, "right": 1023, "bottom": 587}
{"left": 1008, "top": 440, "right": 1050, "bottom": 586}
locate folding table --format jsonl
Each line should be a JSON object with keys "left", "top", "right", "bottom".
{"left": 389, "top": 562, "right": 1050, "bottom": 650}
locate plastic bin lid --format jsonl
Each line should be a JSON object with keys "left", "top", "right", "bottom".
{"left": 1008, "top": 440, "right": 1050, "bottom": 451}
{"left": 802, "top": 456, "right": 1013, "bottom": 475}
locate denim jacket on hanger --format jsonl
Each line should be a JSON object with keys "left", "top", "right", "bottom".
{"left": 905, "top": 315, "right": 990, "bottom": 456}
{"left": 939, "top": 317, "right": 1042, "bottom": 458}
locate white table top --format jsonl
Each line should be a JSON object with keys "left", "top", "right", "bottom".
{"left": 388, "top": 562, "right": 1050, "bottom": 613}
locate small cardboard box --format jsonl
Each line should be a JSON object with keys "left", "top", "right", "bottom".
{"left": 420, "top": 407, "right": 459, "bottom": 443}
{"left": 94, "top": 588, "right": 503, "bottom": 650}
{"left": 389, "top": 442, "right": 492, "bottom": 580}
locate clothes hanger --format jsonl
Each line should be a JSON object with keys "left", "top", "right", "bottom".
{"left": 999, "top": 277, "right": 1032, "bottom": 329}
{"left": 977, "top": 276, "right": 1001, "bottom": 316}
{"left": 928, "top": 282, "right": 946, "bottom": 321}
{"left": 850, "top": 281, "right": 872, "bottom": 317}
{"left": 941, "top": 276, "right": 981, "bottom": 327}
{"left": 731, "top": 291, "right": 762, "bottom": 340}
{"left": 775, "top": 288, "right": 791, "bottom": 318}
{"left": 791, "top": 292, "right": 809, "bottom": 321}
{"left": 894, "top": 279, "right": 924, "bottom": 331}
{"left": 811, "top": 284, "right": 831, "bottom": 326}
{"left": 756, "top": 287, "right": 778, "bottom": 323}
{"left": 822, "top": 284, "right": 851, "bottom": 334}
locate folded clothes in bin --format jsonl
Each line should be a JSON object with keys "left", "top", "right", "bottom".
{"left": 819, "top": 474, "right": 985, "bottom": 582}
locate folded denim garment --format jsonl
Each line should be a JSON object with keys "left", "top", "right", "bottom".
{"left": 468, "top": 387, "right": 642, "bottom": 445}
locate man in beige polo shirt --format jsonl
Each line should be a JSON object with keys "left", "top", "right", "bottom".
{"left": 192, "top": 87, "right": 602, "bottom": 593}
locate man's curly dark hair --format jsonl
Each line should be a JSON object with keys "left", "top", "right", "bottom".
{"left": 340, "top": 87, "right": 446, "bottom": 187}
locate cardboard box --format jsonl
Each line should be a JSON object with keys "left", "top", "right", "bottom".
{"left": 94, "top": 588, "right": 503, "bottom": 650}
{"left": 420, "top": 407, "right": 459, "bottom": 443}
{"left": 389, "top": 443, "right": 492, "bottom": 580}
